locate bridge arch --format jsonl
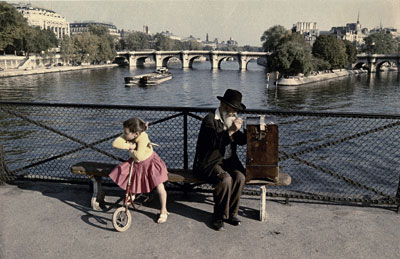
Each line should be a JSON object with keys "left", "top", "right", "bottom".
{"left": 353, "top": 62, "right": 367, "bottom": 70}
{"left": 188, "top": 56, "right": 203, "bottom": 68}
{"left": 239, "top": 56, "right": 259, "bottom": 70}
{"left": 119, "top": 50, "right": 269, "bottom": 71}
{"left": 356, "top": 54, "right": 400, "bottom": 73}
{"left": 376, "top": 60, "right": 395, "bottom": 72}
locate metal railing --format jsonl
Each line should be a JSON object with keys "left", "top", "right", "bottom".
{"left": 1, "top": 101, "right": 399, "bottom": 210}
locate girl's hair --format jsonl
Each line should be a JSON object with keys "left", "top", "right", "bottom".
{"left": 123, "top": 117, "right": 147, "bottom": 134}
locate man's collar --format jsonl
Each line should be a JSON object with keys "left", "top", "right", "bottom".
{"left": 215, "top": 108, "right": 224, "bottom": 123}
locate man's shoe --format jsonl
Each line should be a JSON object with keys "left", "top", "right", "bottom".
{"left": 212, "top": 219, "right": 225, "bottom": 231}
{"left": 226, "top": 216, "right": 241, "bottom": 226}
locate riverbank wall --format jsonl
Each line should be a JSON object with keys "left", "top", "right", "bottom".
{"left": 0, "top": 54, "right": 64, "bottom": 70}
{"left": 0, "top": 64, "right": 118, "bottom": 78}
{"left": 277, "top": 69, "right": 368, "bottom": 86}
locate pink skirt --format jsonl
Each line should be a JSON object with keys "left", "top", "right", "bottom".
{"left": 109, "top": 152, "right": 168, "bottom": 194}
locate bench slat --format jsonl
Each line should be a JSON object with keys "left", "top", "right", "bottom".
{"left": 70, "top": 161, "right": 204, "bottom": 183}
{"left": 71, "top": 161, "right": 291, "bottom": 186}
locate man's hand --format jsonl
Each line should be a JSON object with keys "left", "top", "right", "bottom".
{"left": 228, "top": 117, "right": 243, "bottom": 136}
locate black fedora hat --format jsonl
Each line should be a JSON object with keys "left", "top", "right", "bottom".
{"left": 217, "top": 89, "right": 246, "bottom": 111}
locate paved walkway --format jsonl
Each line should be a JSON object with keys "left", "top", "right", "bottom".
{"left": 0, "top": 181, "right": 399, "bottom": 259}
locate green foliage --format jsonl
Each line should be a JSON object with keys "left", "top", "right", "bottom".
{"left": 89, "top": 25, "right": 109, "bottom": 37}
{"left": 260, "top": 25, "right": 289, "bottom": 52}
{"left": 311, "top": 57, "right": 331, "bottom": 71}
{"left": 60, "top": 36, "right": 75, "bottom": 63}
{"left": 363, "top": 32, "right": 398, "bottom": 54}
{"left": 262, "top": 26, "right": 313, "bottom": 75}
{"left": 123, "top": 31, "right": 150, "bottom": 50}
{"left": 152, "top": 33, "right": 175, "bottom": 50}
{"left": 343, "top": 40, "right": 358, "bottom": 64}
{"left": 0, "top": 2, "right": 58, "bottom": 54}
{"left": 0, "top": 2, "right": 29, "bottom": 52}
{"left": 73, "top": 32, "right": 99, "bottom": 64}
{"left": 89, "top": 25, "right": 117, "bottom": 63}
{"left": 182, "top": 40, "right": 203, "bottom": 50}
{"left": 312, "top": 35, "right": 348, "bottom": 69}
{"left": 218, "top": 45, "right": 238, "bottom": 51}
{"left": 59, "top": 27, "right": 116, "bottom": 64}
{"left": 270, "top": 41, "right": 313, "bottom": 76}
{"left": 21, "top": 27, "right": 58, "bottom": 54}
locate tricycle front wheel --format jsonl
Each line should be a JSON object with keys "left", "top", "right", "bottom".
{"left": 112, "top": 207, "right": 132, "bottom": 232}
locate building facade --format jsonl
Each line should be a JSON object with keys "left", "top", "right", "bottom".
{"left": 13, "top": 3, "right": 70, "bottom": 39}
{"left": 160, "top": 31, "right": 181, "bottom": 41}
{"left": 329, "top": 14, "right": 368, "bottom": 48}
{"left": 70, "top": 22, "right": 120, "bottom": 38}
{"left": 292, "top": 22, "right": 319, "bottom": 46}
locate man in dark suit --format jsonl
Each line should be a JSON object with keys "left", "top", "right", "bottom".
{"left": 193, "top": 89, "right": 247, "bottom": 231}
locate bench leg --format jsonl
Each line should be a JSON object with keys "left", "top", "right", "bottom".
{"left": 259, "top": 185, "right": 267, "bottom": 222}
{"left": 89, "top": 176, "right": 105, "bottom": 211}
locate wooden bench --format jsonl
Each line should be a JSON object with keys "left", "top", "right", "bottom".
{"left": 71, "top": 161, "right": 291, "bottom": 221}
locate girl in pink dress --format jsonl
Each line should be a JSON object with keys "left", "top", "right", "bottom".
{"left": 109, "top": 117, "right": 169, "bottom": 223}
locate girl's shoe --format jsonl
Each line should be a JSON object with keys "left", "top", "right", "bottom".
{"left": 157, "top": 212, "right": 169, "bottom": 224}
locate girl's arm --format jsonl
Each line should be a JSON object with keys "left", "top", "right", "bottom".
{"left": 112, "top": 135, "right": 134, "bottom": 150}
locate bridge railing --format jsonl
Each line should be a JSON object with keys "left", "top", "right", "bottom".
{"left": 0, "top": 102, "right": 399, "bottom": 209}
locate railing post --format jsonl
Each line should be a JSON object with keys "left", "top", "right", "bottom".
{"left": 183, "top": 110, "right": 188, "bottom": 170}
{"left": 0, "top": 145, "right": 5, "bottom": 185}
{"left": 396, "top": 174, "right": 400, "bottom": 213}
{"left": 0, "top": 145, "right": 14, "bottom": 184}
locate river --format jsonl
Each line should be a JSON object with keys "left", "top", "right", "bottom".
{"left": 1, "top": 61, "right": 399, "bottom": 114}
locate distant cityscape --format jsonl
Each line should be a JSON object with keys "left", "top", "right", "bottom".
{"left": 12, "top": 2, "right": 399, "bottom": 50}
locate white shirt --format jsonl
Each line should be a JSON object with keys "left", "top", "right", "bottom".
{"left": 215, "top": 108, "right": 232, "bottom": 160}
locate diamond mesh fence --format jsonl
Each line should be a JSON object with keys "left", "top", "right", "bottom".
{"left": 1, "top": 102, "right": 399, "bottom": 207}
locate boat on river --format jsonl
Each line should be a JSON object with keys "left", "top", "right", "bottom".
{"left": 124, "top": 67, "right": 172, "bottom": 87}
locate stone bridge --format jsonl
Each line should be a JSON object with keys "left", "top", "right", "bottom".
{"left": 116, "top": 50, "right": 269, "bottom": 70}
{"left": 355, "top": 54, "right": 400, "bottom": 73}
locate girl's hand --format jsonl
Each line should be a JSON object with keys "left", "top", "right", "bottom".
{"left": 129, "top": 143, "right": 136, "bottom": 151}
{"left": 145, "top": 121, "right": 149, "bottom": 130}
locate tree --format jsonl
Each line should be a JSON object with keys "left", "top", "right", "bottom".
{"left": 260, "top": 25, "right": 289, "bottom": 52}
{"left": 0, "top": 2, "right": 29, "bottom": 53}
{"left": 73, "top": 32, "right": 99, "bottom": 64}
{"left": 124, "top": 31, "right": 150, "bottom": 50}
{"left": 22, "top": 27, "right": 57, "bottom": 55}
{"left": 269, "top": 41, "right": 313, "bottom": 76}
{"left": 152, "top": 33, "right": 175, "bottom": 50}
{"left": 89, "top": 25, "right": 117, "bottom": 63}
{"left": 312, "top": 35, "right": 348, "bottom": 69}
{"left": 180, "top": 40, "right": 203, "bottom": 50}
{"left": 363, "top": 31, "right": 398, "bottom": 54}
{"left": 343, "top": 40, "right": 358, "bottom": 64}
{"left": 60, "top": 36, "right": 75, "bottom": 64}
{"left": 88, "top": 25, "right": 108, "bottom": 37}
{"left": 311, "top": 57, "right": 331, "bottom": 71}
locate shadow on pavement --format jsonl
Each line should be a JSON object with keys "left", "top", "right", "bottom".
{"left": 8, "top": 180, "right": 267, "bottom": 231}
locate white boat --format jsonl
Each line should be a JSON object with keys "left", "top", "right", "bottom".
{"left": 124, "top": 67, "right": 172, "bottom": 87}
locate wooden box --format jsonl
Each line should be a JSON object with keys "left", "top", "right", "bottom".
{"left": 246, "top": 116, "right": 279, "bottom": 183}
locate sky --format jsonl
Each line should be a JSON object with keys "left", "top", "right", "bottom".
{"left": 8, "top": 0, "right": 400, "bottom": 46}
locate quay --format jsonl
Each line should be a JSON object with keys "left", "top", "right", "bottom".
{"left": 277, "top": 69, "right": 368, "bottom": 86}
{"left": 0, "top": 64, "right": 118, "bottom": 78}
{"left": 0, "top": 180, "right": 399, "bottom": 259}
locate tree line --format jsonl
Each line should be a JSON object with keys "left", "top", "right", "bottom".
{"left": 260, "top": 25, "right": 400, "bottom": 76}
{"left": 1, "top": 2, "right": 399, "bottom": 69}
{"left": 1, "top": 2, "right": 256, "bottom": 65}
